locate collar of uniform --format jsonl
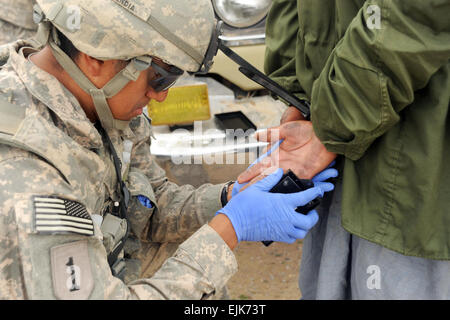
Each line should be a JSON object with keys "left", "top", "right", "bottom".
{"left": 8, "top": 42, "right": 105, "bottom": 149}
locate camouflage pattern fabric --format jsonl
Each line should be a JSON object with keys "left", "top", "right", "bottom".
{"left": 0, "top": 20, "right": 37, "bottom": 46}
{"left": 36, "top": 0, "right": 215, "bottom": 72}
{"left": 0, "top": 41, "right": 237, "bottom": 299}
{"left": 138, "top": 241, "right": 231, "bottom": 300}
{"left": 0, "top": 0, "right": 37, "bottom": 45}
{"left": 0, "top": 0, "right": 36, "bottom": 30}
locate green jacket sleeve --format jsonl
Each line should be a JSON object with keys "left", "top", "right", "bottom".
{"left": 264, "top": 0, "right": 309, "bottom": 102}
{"left": 311, "top": 0, "right": 450, "bottom": 160}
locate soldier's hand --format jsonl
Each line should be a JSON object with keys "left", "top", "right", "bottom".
{"left": 237, "top": 120, "right": 337, "bottom": 182}
{"left": 216, "top": 168, "right": 334, "bottom": 245}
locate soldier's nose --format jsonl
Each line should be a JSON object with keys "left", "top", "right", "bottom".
{"left": 146, "top": 87, "right": 169, "bottom": 103}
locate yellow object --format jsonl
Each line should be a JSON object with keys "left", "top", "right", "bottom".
{"left": 147, "top": 84, "right": 211, "bottom": 126}
{"left": 209, "top": 44, "right": 266, "bottom": 91}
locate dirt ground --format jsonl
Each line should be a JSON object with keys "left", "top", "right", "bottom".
{"left": 226, "top": 240, "right": 304, "bottom": 300}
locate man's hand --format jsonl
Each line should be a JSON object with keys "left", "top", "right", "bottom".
{"left": 230, "top": 140, "right": 284, "bottom": 198}
{"left": 237, "top": 107, "right": 337, "bottom": 184}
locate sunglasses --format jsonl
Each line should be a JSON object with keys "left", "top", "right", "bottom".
{"left": 148, "top": 60, "right": 184, "bottom": 92}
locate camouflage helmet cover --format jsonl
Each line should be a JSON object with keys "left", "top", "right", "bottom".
{"left": 35, "top": 0, "right": 216, "bottom": 72}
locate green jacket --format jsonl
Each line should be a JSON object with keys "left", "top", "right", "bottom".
{"left": 265, "top": 0, "right": 450, "bottom": 259}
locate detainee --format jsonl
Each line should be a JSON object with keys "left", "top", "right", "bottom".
{"left": 238, "top": 0, "right": 450, "bottom": 299}
{"left": 0, "top": 0, "right": 336, "bottom": 299}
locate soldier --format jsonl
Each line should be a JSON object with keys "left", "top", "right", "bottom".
{"left": 0, "top": 0, "right": 37, "bottom": 45}
{"left": 0, "top": 0, "right": 336, "bottom": 299}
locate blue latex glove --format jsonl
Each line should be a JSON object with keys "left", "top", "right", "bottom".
{"left": 137, "top": 195, "right": 153, "bottom": 209}
{"left": 218, "top": 168, "right": 334, "bottom": 243}
{"left": 232, "top": 140, "right": 284, "bottom": 197}
{"left": 310, "top": 161, "right": 339, "bottom": 191}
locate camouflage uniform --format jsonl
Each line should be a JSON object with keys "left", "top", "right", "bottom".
{"left": 0, "top": 41, "right": 237, "bottom": 299}
{"left": 0, "top": 0, "right": 37, "bottom": 45}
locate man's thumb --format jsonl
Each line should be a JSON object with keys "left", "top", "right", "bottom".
{"left": 252, "top": 168, "right": 284, "bottom": 192}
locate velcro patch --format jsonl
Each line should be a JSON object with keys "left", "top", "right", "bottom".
{"left": 51, "top": 240, "right": 94, "bottom": 300}
{"left": 33, "top": 196, "right": 94, "bottom": 236}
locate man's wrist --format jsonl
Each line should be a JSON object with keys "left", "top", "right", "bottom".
{"left": 280, "top": 105, "right": 307, "bottom": 124}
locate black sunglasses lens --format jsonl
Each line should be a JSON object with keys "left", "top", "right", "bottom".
{"left": 149, "top": 62, "right": 183, "bottom": 92}
{"left": 150, "top": 76, "right": 179, "bottom": 92}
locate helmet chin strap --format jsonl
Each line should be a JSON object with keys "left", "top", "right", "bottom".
{"left": 47, "top": 29, "right": 152, "bottom": 132}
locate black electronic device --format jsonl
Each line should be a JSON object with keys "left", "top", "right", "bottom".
{"left": 262, "top": 170, "right": 321, "bottom": 247}
{"left": 215, "top": 111, "right": 257, "bottom": 132}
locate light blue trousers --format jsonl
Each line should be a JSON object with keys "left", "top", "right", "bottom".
{"left": 299, "top": 177, "right": 450, "bottom": 300}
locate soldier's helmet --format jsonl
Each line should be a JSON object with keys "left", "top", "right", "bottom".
{"left": 33, "top": 0, "right": 217, "bottom": 130}
{"left": 35, "top": 0, "right": 215, "bottom": 72}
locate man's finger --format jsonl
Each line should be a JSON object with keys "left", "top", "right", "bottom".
{"left": 250, "top": 139, "right": 284, "bottom": 168}
{"left": 238, "top": 178, "right": 258, "bottom": 193}
{"left": 237, "top": 156, "right": 274, "bottom": 184}
{"left": 250, "top": 167, "right": 283, "bottom": 192}
{"left": 239, "top": 164, "right": 278, "bottom": 191}
{"left": 237, "top": 165, "right": 265, "bottom": 185}
{"left": 255, "top": 127, "right": 282, "bottom": 143}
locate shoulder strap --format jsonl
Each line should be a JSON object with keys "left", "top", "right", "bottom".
{"left": 0, "top": 97, "right": 25, "bottom": 135}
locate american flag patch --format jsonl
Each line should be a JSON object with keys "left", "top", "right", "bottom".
{"left": 33, "top": 196, "right": 94, "bottom": 236}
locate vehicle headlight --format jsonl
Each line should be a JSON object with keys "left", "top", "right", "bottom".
{"left": 212, "top": 0, "right": 272, "bottom": 29}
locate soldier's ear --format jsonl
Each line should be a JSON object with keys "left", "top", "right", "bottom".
{"left": 76, "top": 53, "right": 122, "bottom": 89}
{"left": 77, "top": 52, "right": 105, "bottom": 77}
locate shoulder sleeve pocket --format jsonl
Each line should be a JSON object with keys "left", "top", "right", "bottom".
{"left": 126, "top": 168, "right": 156, "bottom": 239}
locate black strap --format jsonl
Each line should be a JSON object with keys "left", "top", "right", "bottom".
{"left": 96, "top": 123, "right": 131, "bottom": 268}
{"left": 218, "top": 41, "right": 311, "bottom": 119}
{"left": 97, "top": 124, "right": 130, "bottom": 218}
{"left": 221, "top": 181, "right": 234, "bottom": 207}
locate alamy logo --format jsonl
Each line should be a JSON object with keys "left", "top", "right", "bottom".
{"left": 366, "top": 265, "right": 381, "bottom": 290}
{"left": 366, "top": 5, "right": 381, "bottom": 30}
{"left": 168, "top": 121, "right": 280, "bottom": 166}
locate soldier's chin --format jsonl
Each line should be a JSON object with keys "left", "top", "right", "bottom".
{"left": 131, "top": 107, "right": 144, "bottom": 118}
{"left": 112, "top": 107, "right": 144, "bottom": 121}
